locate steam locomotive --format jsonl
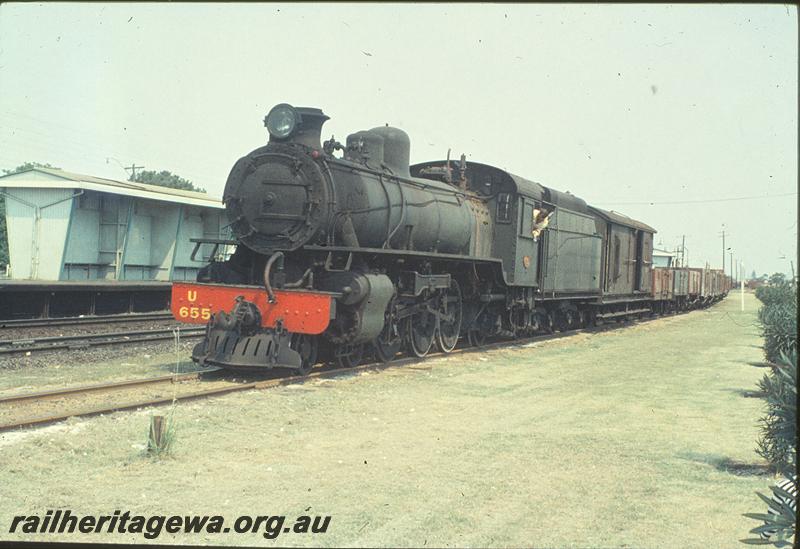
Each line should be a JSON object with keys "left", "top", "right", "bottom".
{"left": 171, "top": 103, "right": 729, "bottom": 373}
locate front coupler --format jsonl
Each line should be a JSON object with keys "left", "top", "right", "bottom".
{"left": 192, "top": 298, "right": 302, "bottom": 371}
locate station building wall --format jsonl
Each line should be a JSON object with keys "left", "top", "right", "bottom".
{"left": 1, "top": 169, "right": 230, "bottom": 282}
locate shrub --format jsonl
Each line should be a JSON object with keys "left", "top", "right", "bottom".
{"left": 741, "top": 475, "right": 797, "bottom": 547}
{"left": 744, "top": 276, "right": 797, "bottom": 546}
{"left": 755, "top": 351, "right": 797, "bottom": 472}
{"left": 755, "top": 282, "right": 797, "bottom": 363}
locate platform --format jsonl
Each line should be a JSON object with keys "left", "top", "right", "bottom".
{"left": 0, "top": 280, "right": 171, "bottom": 320}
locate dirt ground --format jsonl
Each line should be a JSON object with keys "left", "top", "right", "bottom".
{"left": 0, "top": 293, "right": 773, "bottom": 548}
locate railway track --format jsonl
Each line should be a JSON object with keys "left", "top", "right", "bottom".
{"left": 0, "top": 326, "right": 206, "bottom": 356}
{"left": 0, "top": 311, "right": 174, "bottom": 330}
{"left": 0, "top": 322, "right": 623, "bottom": 432}
{"left": 0, "top": 369, "right": 220, "bottom": 431}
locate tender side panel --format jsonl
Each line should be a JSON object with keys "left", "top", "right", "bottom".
{"left": 171, "top": 282, "right": 332, "bottom": 334}
{"left": 637, "top": 231, "right": 653, "bottom": 293}
{"left": 541, "top": 208, "right": 603, "bottom": 293}
{"left": 604, "top": 224, "right": 638, "bottom": 295}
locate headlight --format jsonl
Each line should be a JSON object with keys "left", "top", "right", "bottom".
{"left": 264, "top": 103, "right": 299, "bottom": 139}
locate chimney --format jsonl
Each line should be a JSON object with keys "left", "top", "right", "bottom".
{"left": 267, "top": 106, "right": 329, "bottom": 150}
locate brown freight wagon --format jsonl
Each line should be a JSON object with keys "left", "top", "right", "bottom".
{"left": 687, "top": 268, "right": 701, "bottom": 304}
{"left": 703, "top": 268, "right": 729, "bottom": 304}
{"left": 671, "top": 268, "right": 691, "bottom": 311}
{"left": 651, "top": 267, "right": 675, "bottom": 313}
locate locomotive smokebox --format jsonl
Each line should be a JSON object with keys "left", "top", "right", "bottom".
{"left": 225, "top": 104, "right": 334, "bottom": 254}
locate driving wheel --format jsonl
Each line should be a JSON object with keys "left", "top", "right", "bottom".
{"left": 406, "top": 302, "right": 436, "bottom": 358}
{"left": 374, "top": 297, "right": 403, "bottom": 363}
{"left": 436, "top": 279, "right": 462, "bottom": 353}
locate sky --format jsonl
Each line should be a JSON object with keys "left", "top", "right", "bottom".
{"left": 0, "top": 3, "right": 796, "bottom": 277}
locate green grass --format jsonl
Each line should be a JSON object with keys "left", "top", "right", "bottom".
{"left": 0, "top": 294, "right": 770, "bottom": 547}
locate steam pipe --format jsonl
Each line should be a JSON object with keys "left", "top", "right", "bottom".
{"left": 263, "top": 251, "right": 285, "bottom": 304}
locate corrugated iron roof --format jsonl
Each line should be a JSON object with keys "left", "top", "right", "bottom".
{"left": 0, "top": 168, "right": 223, "bottom": 209}
{"left": 588, "top": 206, "right": 657, "bottom": 233}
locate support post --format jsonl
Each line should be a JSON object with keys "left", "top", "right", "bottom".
{"left": 118, "top": 198, "right": 135, "bottom": 281}
{"left": 148, "top": 415, "right": 165, "bottom": 452}
{"left": 741, "top": 262, "right": 745, "bottom": 312}
{"left": 729, "top": 251, "right": 734, "bottom": 283}
{"left": 168, "top": 205, "right": 184, "bottom": 281}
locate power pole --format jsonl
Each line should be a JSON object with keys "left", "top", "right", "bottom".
{"left": 740, "top": 261, "right": 745, "bottom": 312}
{"left": 681, "top": 235, "right": 686, "bottom": 268}
{"left": 729, "top": 251, "right": 734, "bottom": 282}
{"left": 719, "top": 229, "right": 726, "bottom": 274}
{"left": 124, "top": 164, "right": 145, "bottom": 180}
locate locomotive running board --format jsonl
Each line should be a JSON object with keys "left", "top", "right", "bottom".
{"left": 596, "top": 308, "right": 651, "bottom": 319}
{"left": 304, "top": 244, "right": 504, "bottom": 264}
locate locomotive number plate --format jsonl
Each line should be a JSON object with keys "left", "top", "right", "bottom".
{"left": 171, "top": 282, "right": 333, "bottom": 335}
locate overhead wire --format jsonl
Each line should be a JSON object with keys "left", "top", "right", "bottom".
{"left": 0, "top": 122, "right": 218, "bottom": 189}
{"left": 594, "top": 192, "right": 797, "bottom": 206}
{"left": 0, "top": 109, "right": 224, "bottom": 168}
{"left": 0, "top": 110, "right": 225, "bottom": 179}
{"left": 2, "top": 108, "right": 796, "bottom": 204}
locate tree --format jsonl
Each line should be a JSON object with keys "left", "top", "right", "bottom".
{"left": 2, "top": 161, "right": 59, "bottom": 176}
{"left": 769, "top": 273, "right": 788, "bottom": 286}
{"left": 0, "top": 162, "right": 61, "bottom": 268}
{"left": 130, "top": 169, "right": 206, "bottom": 193}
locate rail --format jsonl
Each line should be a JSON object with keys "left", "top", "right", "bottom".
{"left": 0, "top": 327, "right": 206, "bottom": 356}
{"left": 0, "top": 312, "right": 173, "bottom": 330}
{"left": 0, "top": 370, "right": 215, "bottom": 404}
